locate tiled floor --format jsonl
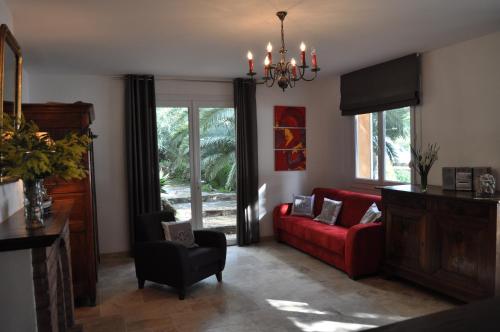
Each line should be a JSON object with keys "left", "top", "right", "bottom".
{"left": 76, "top": 240, "right": 457, "bottom": 332}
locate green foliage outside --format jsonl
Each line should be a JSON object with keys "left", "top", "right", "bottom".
{"left": 1, "top": 114, "right": 91, "bottom": 182}
{"left": 371, "top": 107, "right": 411, "bottom": 183}
{"left": 157, "top": 107, "right": 236, "bottom": 192}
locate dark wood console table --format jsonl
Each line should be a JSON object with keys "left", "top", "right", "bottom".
{"left": 0, "top": 200, "right": 75, "bottom": 331}
{"left": 382, "top": 185, "right": 500, "bottom": 302}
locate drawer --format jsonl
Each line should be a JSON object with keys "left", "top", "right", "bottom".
{"left": 432, "top": 198, "right": 490, "bottom": 219}
{"left": 383, "top": 190, "right": 426, "bottom": 210}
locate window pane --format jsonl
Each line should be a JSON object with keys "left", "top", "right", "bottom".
{"left": 384, "top": 107, "right": 411, "bottom": 183}
{"left": 156, "top": 107, "right": 192, "bottom": 221}
{"left": 355, "top": 113, "right": 378, "bottom": 180}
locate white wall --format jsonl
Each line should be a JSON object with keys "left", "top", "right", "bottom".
{"left": 418, "top": 31, "right": 500, "bottom": 188}
{"left": 0, "top": 250, "right": 37, "bottom": 331}
{"left": 28, "top": 73, "right": 127, "bottom": 254}
{"left": 256, "top": 76, "right": 346, "bottom": 236}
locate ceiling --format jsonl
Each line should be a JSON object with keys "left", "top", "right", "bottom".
{"left": 6, "top": 0, "right": 500, "bottom": 77}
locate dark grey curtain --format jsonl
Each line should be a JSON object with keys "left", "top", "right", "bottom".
{"left": 340, "top": 53, "right": 420, "bottom": 116}
{"left": 234, "top": 78, "right": 260, "bottom": 246}
{"left": 125, "top": 75, "right": 161, "bottom": 250}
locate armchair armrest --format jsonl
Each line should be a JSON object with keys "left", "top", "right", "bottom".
{"left": 345, "top": 223, "right": 385, "bottom": 278}
{"left": 273, "top": 203, "right": 292, "bottom": 241}
{"left": 193, "top": 230, "right": 227, "bottom": 270}
{"left": 194, "top": 230, "right": 227, "bottom": 248}
{"left": 274, "top": 203, "right": 292, "bottom": 218}
{"left": 134, "top": 240, "right": 189, "bottom": 285}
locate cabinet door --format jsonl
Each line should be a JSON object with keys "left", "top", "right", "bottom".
{"left": 385, "top": 205, "right": 427, "bottom": 271}
{"left": 434, "top": 214, "right": 494, "bottom": 298}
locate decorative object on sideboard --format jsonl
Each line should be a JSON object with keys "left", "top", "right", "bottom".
{"left": 1, "top": 114, "right": 90, "bottom": 228}
{"left": 478, "top": 173, "right": 496, "bottom": 196}
{"left": 274, "top": 106, "right": 306, "bottom": 171}
{"left": 473, "top": 167, "right": 492, "bottom": 192}
{"left": 455, "top": 167, "right": 473, "bottom": 191}
{"left": 442, "top": 166, "right": 493, "bottom": 192}
{"left": 245, "top": 11, "right": 319, "bottom": 91}
{"left": 442, "top": 167, "right": 456, "bottom": 190}
{"left": 409, "top": 143, "right": 439, "bottom": 192}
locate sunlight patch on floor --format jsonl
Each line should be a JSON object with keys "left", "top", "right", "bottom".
{"left": 267, "top": 299, "right": 329, "bottom": 315}
{"left": 289, "top": 317, "right": 376, "bottom": 332}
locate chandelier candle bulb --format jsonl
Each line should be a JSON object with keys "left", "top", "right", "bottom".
{"left": 247, "top": 51, "right": 254, "bottom": 73}
{"left": 264, "top": 56, "right": 270, "bottom": 77}
{"left": 300, "top": 42, "right": 306, "bottom": 65}
{"left": 267, "top": 42, "right": 273, "bottom": 64}
{"left": 291, "top": 58, "right": 297, "bottom": 78}
{"left": 311, "top": 49, "right": 317, "bottom": 68}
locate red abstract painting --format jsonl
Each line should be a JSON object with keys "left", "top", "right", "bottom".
{"left": 274, "top": 128, "right": 306, "bottom": 149}
{"left": 275, "top": 150, "right": 306, "bottom": 171}
{"left": 274, "top": 106, "right": 306, "bottom": 128}
{"left": 274, "top": 106, "right": 306, "bottom": 171}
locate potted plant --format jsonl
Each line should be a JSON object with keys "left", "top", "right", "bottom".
{"left": 1, "top": 114, "right": 90, "bottom": 228}
{"left": 409, "top": 143, "right": 440, "bottom": 192}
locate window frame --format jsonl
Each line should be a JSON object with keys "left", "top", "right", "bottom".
{"left": 353, "top": 106, "right": 416, "bottom": 187}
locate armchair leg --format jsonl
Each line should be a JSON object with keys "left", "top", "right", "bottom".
{"left": 216, "top": 272, "right": 222, "bottom": 282}
{"left": 138, "top": 278, "right": 145, "bottom": 289}
{"left": 178, "top": 287, "right": 186, "bottom": 300}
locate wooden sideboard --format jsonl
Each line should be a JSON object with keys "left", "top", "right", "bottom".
{"left": 23, "top": 102, "right": 98, "bottom": 306}
{"left": 382, "top": 185, "right": 500, "bottom": 302}
{"left": 0, "top": 201, "right": 75, "bottom": 331}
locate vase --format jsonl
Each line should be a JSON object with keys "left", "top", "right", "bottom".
{"left": 420, "top": 173, "right": 428, "bottom": 193}
{"left": 23, "top": 179, "right": 45, "bottom": 229}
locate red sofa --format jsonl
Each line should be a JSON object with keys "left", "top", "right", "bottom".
{"left": 273, "top": 188, "right": 384, "bottom": 279}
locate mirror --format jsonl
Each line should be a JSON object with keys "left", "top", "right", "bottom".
{"left": 0, "top": 24, "right": 23, "bottom": 184}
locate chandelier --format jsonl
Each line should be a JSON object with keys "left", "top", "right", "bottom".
{"left": 246, "top": 11, "right": 320, "bottom": 91}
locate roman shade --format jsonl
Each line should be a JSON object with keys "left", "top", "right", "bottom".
{"left": 340, "top": 54, "right": 420, "bottom": 116}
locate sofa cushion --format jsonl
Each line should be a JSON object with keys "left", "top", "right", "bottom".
{"left": 314, "top": 198, "right": 343, "bottom": 225}
{"left": 359, "top": 202, "right": 382, "bottom": 224}
{"left": 280, "top": 215, "right": 347, "bottom": 255}
{"left": 337, "top": 194, "right": 382, "bottom": 228}
{"left": 312, "top": 188, "right": 344, "bottom": 216}
{"left": 291, "top": 194, "right": 315, "bottom": 217}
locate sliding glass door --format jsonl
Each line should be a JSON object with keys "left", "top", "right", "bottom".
{"left": 156, "top": 102, "right": 237, "bottom": 244}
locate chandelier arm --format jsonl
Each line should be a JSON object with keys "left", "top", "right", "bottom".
{"left": 288, "top": 67, "right": 296, "bottom": 88}
{"left": 265, "top": 75, "right": 275, "bottom": 88}
{"left": 299, "top": 69, "right": 319, "bottom": 82}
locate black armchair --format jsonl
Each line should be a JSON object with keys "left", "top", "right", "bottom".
{"left": 134, "top": 211, "right": 227, "bottom": 300}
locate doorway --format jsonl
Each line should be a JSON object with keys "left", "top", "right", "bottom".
{"left": 156, "top": 102, "right": 237, "bottom": 244}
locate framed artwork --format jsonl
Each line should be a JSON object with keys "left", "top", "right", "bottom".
{"left": 274, "top": 106, "right": 306, "bottom": 171}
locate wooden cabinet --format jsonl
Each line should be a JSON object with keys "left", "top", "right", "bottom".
{"left": 382, "top": 185, "right": 500, "bottom": 302}
{"left": 24, "top": 102, "right": 98, "bottom": 306}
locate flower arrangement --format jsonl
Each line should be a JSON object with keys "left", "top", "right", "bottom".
{"left": 409, "top": 143, "right": 440, "bottom": 192}
{"left": 1, "top": 113, "right": 91, "bottom": 227}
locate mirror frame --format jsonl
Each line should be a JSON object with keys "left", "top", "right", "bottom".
{"left": 0, "top": 24, "right": 23, "bottom": 184}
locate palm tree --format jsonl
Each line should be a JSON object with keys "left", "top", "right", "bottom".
{"left": 199, "top": 108, "right": 236, "bottom": 191}
{"left": 156, "top": 107, "right": 236, "bottom": 191}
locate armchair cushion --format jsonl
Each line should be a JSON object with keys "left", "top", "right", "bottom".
{"left": 161, "top": 221, "right": 198, "bottom": 248}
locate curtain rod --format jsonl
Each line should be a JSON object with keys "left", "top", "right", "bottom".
{"left": 112, "top": 75, "right": 233, "bottom": 83}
